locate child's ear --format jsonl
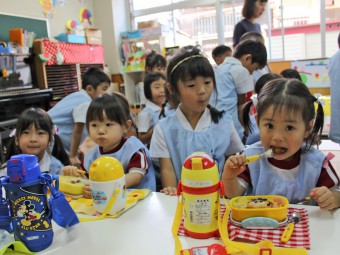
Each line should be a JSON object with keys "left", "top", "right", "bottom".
{"left": 124, "top": 120, "right": 133, "bottom": 135}
{"left": 304, "top": 120, "right": 314, "bottom": 138}
{"left": 85, "top": 84, "right": 94, "bottom": 97}
{"left": 166, "top": 83, "right": 173, "bottom": 94}
{"left": 254, "top": 113, "right": 258, "bottom": 124}
{"left": 15, "top": 137, "right": 19, "bottom": 146}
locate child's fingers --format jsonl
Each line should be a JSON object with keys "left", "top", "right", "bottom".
{"left": 160, "top": 187, "right": 177, "bottom": 196}
{"left": 82, "top": 183, "right": 92, "bottom": 198}
{"left": 62, "top": 166, "right": 81, "bottom": 177}
{"left": 310, "top": 187, "right": 335, "bottom": 210}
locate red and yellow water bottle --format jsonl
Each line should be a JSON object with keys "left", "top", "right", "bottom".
{"left": 177, "top": 152, "right": 223, "bottom": 239}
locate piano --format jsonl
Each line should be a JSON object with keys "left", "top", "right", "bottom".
{"left": 0, "top": 86, "right": 52, "bottom": 163}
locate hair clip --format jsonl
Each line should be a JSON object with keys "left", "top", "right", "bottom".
{"left": 250, "top": 94, "right": 258, "bottom": 106}
{"left": 9, "top": 128, "right": 16, "bottom": 137}
{"left": 313, "top": 93, "right": 325, "bottom": 106}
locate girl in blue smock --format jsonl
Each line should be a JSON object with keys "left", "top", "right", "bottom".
{"left": 1, "top": 108, "right": 69, "bottom": 175}
{"left": 138, "top": 72, "right": 167, "bottom": 145}
{"left": 150, "top": 46, "right": 244, "bottom": 196}
{"left": 63, "top": 93, "right": 156, "bottom": 197}
{"left": 223, "top": 78, "right": 340, "bottom": 210}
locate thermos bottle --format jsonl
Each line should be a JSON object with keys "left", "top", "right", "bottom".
{"left": 1, "top": 154, "right": 53, "bottom": 252}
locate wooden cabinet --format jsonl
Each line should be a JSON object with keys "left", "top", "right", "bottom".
{"left": 34, "top": 40, "right": 104, "bottom": 107}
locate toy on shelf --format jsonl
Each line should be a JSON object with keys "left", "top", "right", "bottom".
{"left": 123, "top": 50, "right": 147, "bottom": 71}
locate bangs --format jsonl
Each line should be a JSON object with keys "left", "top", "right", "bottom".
{"left": 178, "top": 57, "right": 214, "bottom": 81}
{"left": 18, "top": 109, "right": 52, "bottom": 135}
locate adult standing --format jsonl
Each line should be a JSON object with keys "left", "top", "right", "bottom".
{"left": 329, "top": 33, "right": 340, "bottom": 144}
{"left": 232, "top": 0, "right": 268, "bottom": 48}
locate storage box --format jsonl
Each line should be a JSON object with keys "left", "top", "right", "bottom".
{"left": 137, "top": 20, "right": 159, "bottom": 29}
{"left": 230, "top": 195, "right": 289, "bottom": 222}
{"left": 85, "top": 28, "right": 102, "bottom": 45}
{"left": 55, "top": 33, "right": 86, "bottom": 44}
{"left": 140, "top": 26, "right": 168, "bottom": 38}
{"left": 120, "top": 30, "right": 142, "bottom": 40}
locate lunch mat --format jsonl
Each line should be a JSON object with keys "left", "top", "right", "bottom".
{"left": 69, "top": 189, "right": 151, "bottom": 218}
{"left": 178, "top": 206, "right": 310, "bottom": 249}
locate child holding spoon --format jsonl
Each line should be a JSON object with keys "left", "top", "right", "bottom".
{"left": 222, "top": 78, "right": 340, "bottom": 210}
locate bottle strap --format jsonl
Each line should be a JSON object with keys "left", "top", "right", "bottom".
{"left": 78, "top": 188, "right": 120, "bottom": 222}
{"left": 171, "top": 183, "right": 308, "bottom": 255}
{"left": 41, "top": 174, "right": 79, "bottom": 228}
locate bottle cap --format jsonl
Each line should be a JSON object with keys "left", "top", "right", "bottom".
{"left": 7, "top": 154, "right": 41, "bottom": 183}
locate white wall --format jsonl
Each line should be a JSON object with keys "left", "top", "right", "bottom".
{"left": 0, "top": 0, "right": 94, "bottom": 37}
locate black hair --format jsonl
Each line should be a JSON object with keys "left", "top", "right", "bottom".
{"left": 5, "top": 107, "right": 70, "bottom": 166}
{"left": 240, "top": 31, "right": 265, "bottom": 44}
{"left": 242, "top": 78, "right": 323, "bottom": 151}
{"left": 159, "top": 85, "right": 180, "bottom": 119}
{"left": 143, "top": 72, "right": 167, "bottom": 101}
{"left": 86, "top": 93, "right": 137, "bottom": 134}
{"left": 212, "top": 45, "right": 232, "bottom": 58}
{"left": 280, "top": 68, "right": 302, "bottom": 81}
{"left": 167, "top": 45, "right": 223, "bottom": 123}
{"left": 242, "top": 73, "right": 281, "bottom": 134}
{"left": 234, "top": 40, "right": 267, "bottom": 69}
{"left": 81, "top": 67, "right": 111, "bottom": 90}
{"left": 145, "top": 51, "right": 167, "bottom": 74}
{"left": 254, "top": 73, "right": 282, "bottom": 94}
{"left": 242, "top": 0, "right": 268, "bottom": 19}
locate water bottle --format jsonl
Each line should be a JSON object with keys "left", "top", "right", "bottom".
{"left": 1, "top": 154, "right": 53, "bottom": 252}
{"left": 0, "top": 195, "right": 12, "bottom": 232}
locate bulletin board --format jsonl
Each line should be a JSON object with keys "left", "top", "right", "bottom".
{"left": 0, "top": 12, "right": 50, "bottom": 42}
{"left": 291, "top": 58, "right": 330, "bottom": 88}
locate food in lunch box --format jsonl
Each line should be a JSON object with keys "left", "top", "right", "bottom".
{"left": 59, "top": 175, "right": 87, "bottom": 195}
{"left": 232, "top": 196, "right": 286, "bottom": 209}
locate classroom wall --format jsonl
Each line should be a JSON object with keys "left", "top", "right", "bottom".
{"left": 0, "top": 0, "right": 94, "bottom": 37}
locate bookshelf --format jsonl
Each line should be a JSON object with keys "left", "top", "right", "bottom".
{"left": 121, "top": 36, "right": 165, "bottom": 104}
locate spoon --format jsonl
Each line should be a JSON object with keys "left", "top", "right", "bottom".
{"left": 280, "top": 211, "right": 302, "bottom": 243}
{"left": 245, "top": 149, "right": 274, "bottom": 165}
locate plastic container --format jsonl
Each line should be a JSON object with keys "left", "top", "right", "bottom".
{"left": 58, "top": 175, "right": 86, "bottom": 195}
{"left": 230, "top": 195, "right": 289, "bottom": 222}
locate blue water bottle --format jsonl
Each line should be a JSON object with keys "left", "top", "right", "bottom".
{"left": 2, "top": 154, "right": 53, "bottom": 252}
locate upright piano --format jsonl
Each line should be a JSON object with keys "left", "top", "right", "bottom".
{"left": 0, "top": 86, "right": 52, "bottom": 164}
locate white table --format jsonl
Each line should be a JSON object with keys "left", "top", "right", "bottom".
{"left": 37, "top": 192, "right": 340, "bottom": 255}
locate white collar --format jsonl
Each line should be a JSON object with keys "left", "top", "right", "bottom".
{"left": 175, "top": 106, "right": 211, "bottom": 131}
{"left": 39, "top": 151, "right": 51, "bottom": 173}
{"left": 145, "top": 100, "right": 162, "bottom": 112}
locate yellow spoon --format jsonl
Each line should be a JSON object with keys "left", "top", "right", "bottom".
{"left": 245, "top": 149, "right": 274, "bottom": 165}
{"left": 281, "top": 211, "right": 302, "bottom": 243}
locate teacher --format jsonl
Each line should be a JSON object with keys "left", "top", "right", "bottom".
{"left": 233, "top": 0, "right": 268, "bottom": 48}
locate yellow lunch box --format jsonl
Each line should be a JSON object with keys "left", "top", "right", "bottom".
{"left": 230, "top": 195, "right": 289, "bottom": 222}
{"left": 58, "top": 175, "right": 87, "bottom": 195}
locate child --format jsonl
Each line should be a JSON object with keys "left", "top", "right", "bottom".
{"left": 150, "top": 46, "right": 244, "bottom": 196}
{"left": 222, "top": 78, "right": 340, "bottom": 210}
{"left": 239, "top": 31, "right": 270, "bottom": 84}
{"left": 212, "top": 45, "right": 232, "bottom": 66}
{"left": 63, "top": 93, "right": 156, "bottom": 194}
{"left": 138, "top": 72, "right": 166, "bottom": 145}
{"left": 210, "top": 40, "right": 267, "bottom": 140}
{"left": 1, "top": 107, "right": 69, "bottom": 175}
{"left": 145, "top": 51, "right": 167, "bottom": 75}
{"left": 280, "top": 68, "right": 302, "bottom": 81}
{"left": 48, "top": 67, "right": 110, "bottom": 167}
{"left": 244, "top": 73, "right": 282, "bottom": 145}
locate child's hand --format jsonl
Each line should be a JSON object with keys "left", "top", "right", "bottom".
{"left": 62, "top": 166, "right": 81, "bottom": 177}
{"left": 160, "top": 186, "right": 177, "bottom": 196}
{"left": 310, "top": 186, "right": 336, "bottom": 210}
{"left": 82, "top": 183, "right": 92, "bottom": 198}
{"left": 222, "top": 154, "right": 247, "bottom": 181}
{"left": 70, "top": 156, "right": 81, "bottom": 168}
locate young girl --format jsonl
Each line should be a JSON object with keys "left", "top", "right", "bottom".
{"left": 150, "top": 46, "right": 244, "bottom": 196}
{"left": 1, "top": 107, "right": 70, "bottom": 175}
{"left": 138, "top": 72, "right": 167, "bottom": 145}
{"left": 64, "top": 93, "right": 156, "bottom": 193}
{"left": 145, "top": 51, "right": 167, "bottom": 74}
{"left": 223, "top": 78, "right": 340, "bottom": 210}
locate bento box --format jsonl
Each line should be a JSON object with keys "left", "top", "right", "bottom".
{"left": 229, "top": 195, "right": 289, "bottom": 222}
{"left": 58, "top": 175, "right": 87, "bottom": 195}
